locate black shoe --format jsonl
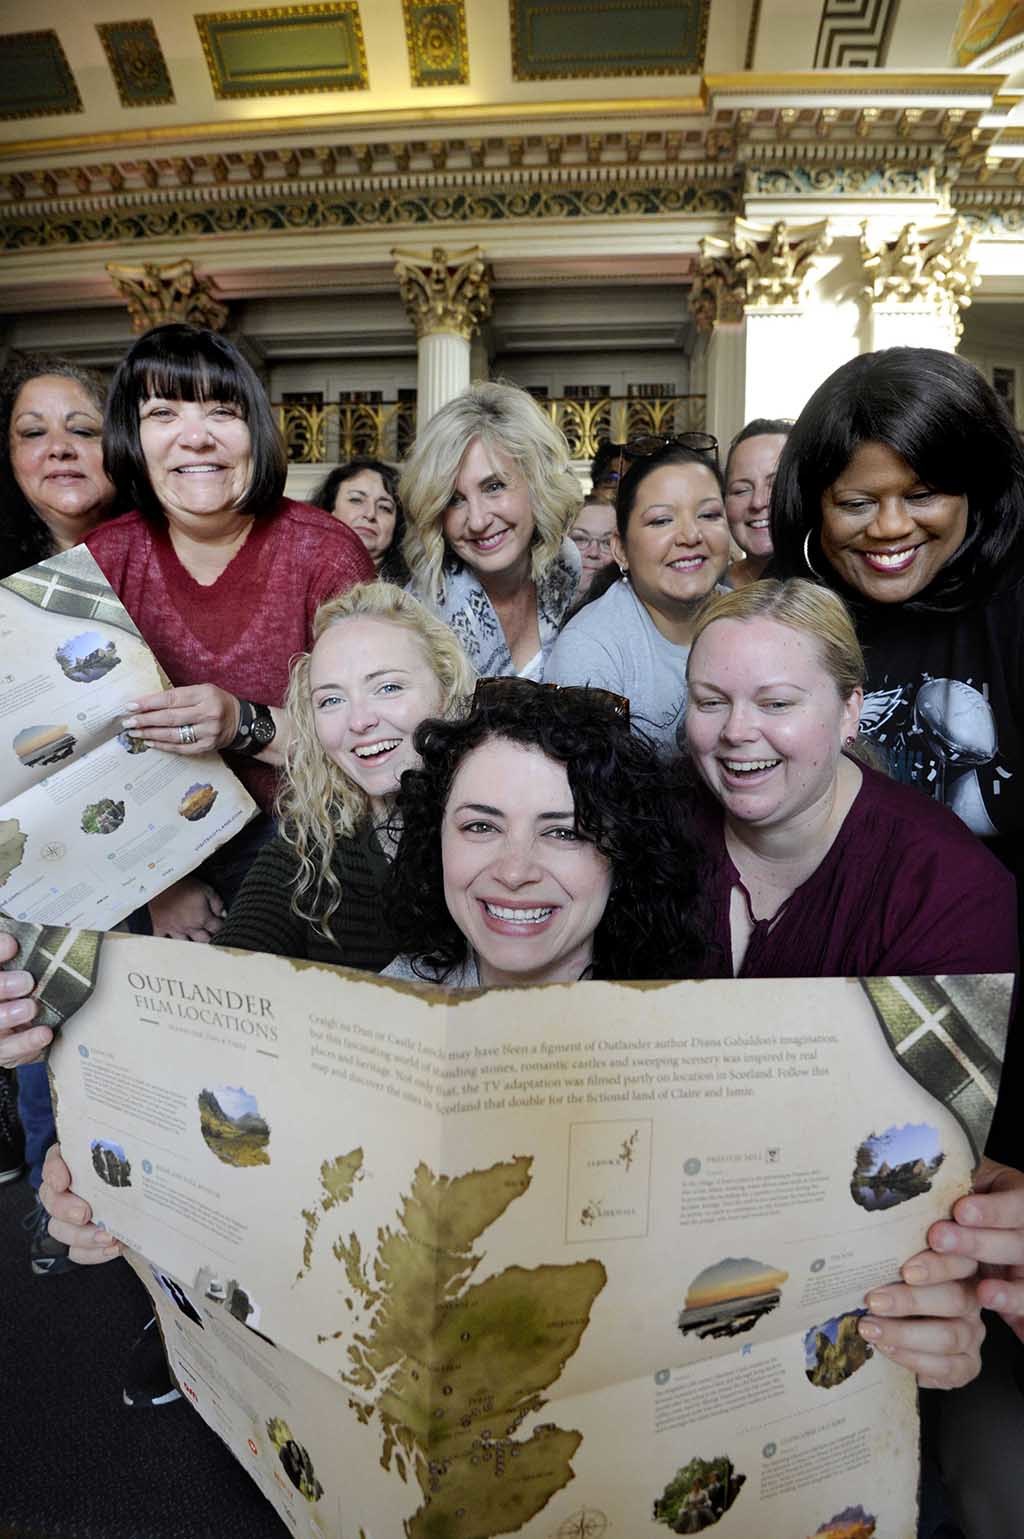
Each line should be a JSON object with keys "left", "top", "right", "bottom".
{"left": 0, "top": 1068, "right": 24, "bottom": 1185}
{"left": 22, "top": 1192, "right": 74, "bottom": 1276}
{"left": 122, "top": 1316, "right": 181, "bottom": 1408}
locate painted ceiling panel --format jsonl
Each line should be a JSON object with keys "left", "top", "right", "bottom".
{"left": 510, "top": 0, "right": 710, "bottom": 79}
{"left": 403, "top": 0, "right": 470, "bottom": 86}
{"left": 0, "top": 29, "right": 83, "bottom": 120}
{"left": 196, "top": 3, "right": 369, "bottom": 98}
{"left": 97, "top": 20, "right": 175, "bottom": 108}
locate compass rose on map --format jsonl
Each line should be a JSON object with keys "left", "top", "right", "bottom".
{"left": 555, "top": 1510, "right": 608, "bottom": 1538}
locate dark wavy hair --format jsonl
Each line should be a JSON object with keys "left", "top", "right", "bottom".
{"left": 104, "top": 323, "right": 287, "bottom": 521}
{"left": 770, "top": 348, "right": 1024, "bottom": 610}
{"left": 724, "top": 417, "right": 793, "bottom": 483}
{"left": 577, "top": 443, "right": 726, "bottom": 612}
{"left": 310, "top": 456, "right": 408, "bottom": 584}
{"left": 386, "top": 684, "right": 706, "bottom": 983}
{"left": 0, "top": 354, "right": 119, "bottom": 578}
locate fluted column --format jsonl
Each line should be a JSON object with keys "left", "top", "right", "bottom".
{"left": 393, "top": 245, "right": 493, "bottom": 428}
{"left": 861, "top": 217, "right": 979, "bottom": 352}
{"left": 689, "top": 218, "right": 833, "bottom": 446}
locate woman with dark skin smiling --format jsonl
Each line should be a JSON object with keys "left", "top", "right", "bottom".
{"left": 0, "top": 355, "right": 120, "bottom": 576}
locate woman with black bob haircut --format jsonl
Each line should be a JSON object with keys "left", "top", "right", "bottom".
{"left": 311, "top": 455, "right": 409, "bottom": 584}
{"left": 86, "top": 323, "right": 374, "bottom": 939}
{"left": 383, "top": 681, "right": 705, "bottom": 987}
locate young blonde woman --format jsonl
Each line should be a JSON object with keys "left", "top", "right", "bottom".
{"left": 400, "top": 381, "right": 582, "bottom": 678}
{"left": 212, "top": 581, "right": 474, "bottom": 966}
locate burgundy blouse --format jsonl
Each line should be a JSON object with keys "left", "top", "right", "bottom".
{"left": 699, "top": 761, "right": 1018, "bottom": 980}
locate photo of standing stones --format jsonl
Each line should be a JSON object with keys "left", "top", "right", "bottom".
{"left": 14, "top": 723, "right": 76, "bottom": 768}
{"left": 677, "top": 1256, "right": 789, "bottom": 1340}
{"left": 80, "top": 798, "right": 125, "bottom": 836}
{"left": 804, "top": 1310, "right": 872, "bottom": 1389}
{"left": 178, "top": 782, "right": 218, "bottom": 821}
{"left": 55, "top": 630, "right": 120, "bottom": 683}
{"left": 90, "top": 1138, "right": 131, "bottom": 1187}
{"left": 850, "top": 1122, "right": 945, "bottom": 1212}
{"left": 808, "top": 1507, "right": 877, "bottom": 1539}
{"left": 652, "top": 1454, "right": 745, "bottom": 1532}
{"left": 266, "top": 1417, "right": 323, "bottom": 1503}
{"left": 198, "top": 1084, "right": 270, "bottom": 1167}
{"left": 118, "top": 729, "right": 148, "bottom": 755}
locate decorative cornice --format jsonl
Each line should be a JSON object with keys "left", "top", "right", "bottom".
{"left": 106, "top": 258, "right": 229, "bottom": 332}
{"left": 860, "top": 216, "right": 980, "bottom": 336}
{"left": 393, "top": 244, "right": 492, "bottom": 339}
{"left": 690, "top": 216, "right": 833, "bottom": 329}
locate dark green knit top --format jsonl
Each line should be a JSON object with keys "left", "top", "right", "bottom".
{"left": 212, "top": 821, "right": 395, "bottom": 972}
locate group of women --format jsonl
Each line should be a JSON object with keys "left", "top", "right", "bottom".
{"left": 1, "top": 323, "right": 1024, "bottom": 1533}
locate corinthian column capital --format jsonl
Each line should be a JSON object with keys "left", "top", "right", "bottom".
{"left": 690, "top": 217, "right": 833, "bottom": 331}
{"left": 392, "top": 244, "right": 493, "bottom": 341}
{"left": 860, "top": 217, "right": 979, "bottom": 338}
{"left": 106, "top": 258, "right": 228, "bottom": 333}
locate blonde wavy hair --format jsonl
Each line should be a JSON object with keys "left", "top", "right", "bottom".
{"left": 687, "top": 578, "right": 865, "bottom": 699}
{"left": 399, "top": 380, "right": 583, "bottom": 602}
{"left": 278, "top": 582, "right": 476, "bottom": 939}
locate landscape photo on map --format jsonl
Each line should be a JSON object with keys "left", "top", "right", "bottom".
{"left": 178, "top": 782, "right": 218, "bottom": 821}
{"left": 652, "top": 1452, "right": 746, "bottom": 1532}
{"left": 198, "top": 1084, "right": 271, "bottom": 1167}
{"left": 13, "top": 723, "right": 76, "bottom": 768}
{"left": 677, "top": 1255, "right": 789, "bottom": 1339}
{"left": 55, "top": 630, "right": 121, "bottom": 683}
{"left": 808, "top": 1505, "right": 877, "bottom": 1538}
{"left": 804, "top": 1309, "right": 873, "bottom": 1389}
{"left": 118, "top": 729, "right": 149, "bottom": 755}
{"left": 850, "top": 1121, "right": 945, "bottom": 1212}
{"left": 266, "top": 1417, "right": 324, "bottom": 1503}
{"left": 90, "top": 1137, "right": 131, "bottom": 1188}
{"left": 80, "top": 798, "right": 126, "bottom": 836}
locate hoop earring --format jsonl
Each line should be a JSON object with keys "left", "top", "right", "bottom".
{"left": 803, "top": 529, "right": 821, "bottom": 579}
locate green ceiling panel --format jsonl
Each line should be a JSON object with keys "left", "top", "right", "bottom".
{"left": 403, "top": 1, "right": 469, "bottom": 87}
{"left": 196, "top": 4, "right": 368, "bottom": 99}
{"left": 510, "top": 0, "right": 709, "bottom": 80}
{"left": 0, "top": 30, "right": 83, "bottom": 120}
{"left": 97, "top": 20, "right": 175, "bottom": 108}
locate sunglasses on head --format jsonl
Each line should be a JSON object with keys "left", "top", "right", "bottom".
{"left": 597, "top": 432, "right": 720, "bottom": 483}
{"left": 472, "top": 676, "right": 630, "bottom": 726}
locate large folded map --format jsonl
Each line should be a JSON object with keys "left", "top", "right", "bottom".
{"left": 19, "top": 920, "right": 1008, "bottom": 1539}
{"left": 0, "top": 548, "right": 256, "bottom": 928}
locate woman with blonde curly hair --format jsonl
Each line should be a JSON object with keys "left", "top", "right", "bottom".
{"left": 211, "top": 581, "right": 475, "bottom": 965}
{"left": 400, "top": 380, "right": 582, "bottom": 677}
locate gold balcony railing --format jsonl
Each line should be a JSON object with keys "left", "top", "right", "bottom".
{"left": 273, "top": 394, "right": 707, "bottom": 464}
{"left": 273, "top": 400, "right": 417, "bottom": 464}
{"left": 538, "top": 395, "right": 708, "bottom": 460}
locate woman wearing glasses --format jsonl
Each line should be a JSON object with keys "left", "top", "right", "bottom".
{"left": 568, "top": 496, "right": 618, "bottom": 601}
{"left": 399, "top": 382, "right": 582, "bottom": 679}
{"left": 547, "top": 436, "right": 729, "bottom": 751}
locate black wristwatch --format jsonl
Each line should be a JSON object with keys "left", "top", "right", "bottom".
{"left": 229, "top": 699, "right": 277, "bottom": 757}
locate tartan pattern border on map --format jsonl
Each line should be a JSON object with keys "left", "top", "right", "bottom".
{"left": 0, "top": 547, "right": 144, "bottom": 639}
{"left": 862, "top": 975, "right": 1011, "bottom": 1159}
{"left": 0, "top": 915, "right": 103, "bottom": 1034}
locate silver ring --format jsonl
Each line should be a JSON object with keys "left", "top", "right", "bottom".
{"left": 178, "top": 724, "right": 197, "bottom": 745}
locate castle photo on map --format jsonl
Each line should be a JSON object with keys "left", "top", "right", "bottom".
{"left": 677, "top": 1256, "right": 789, "bottom": 1340}
{"left": 850, "top": 1122, "right": 945, "bottom": 1212}
{"left": 804, "top": 1310, "right": 873, "bottom": 1389}
{"left": 55, "top": 630, "right": 121, "bottom": 683}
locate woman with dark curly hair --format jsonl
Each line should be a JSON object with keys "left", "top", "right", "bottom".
{"left": 310, "top": 455, "right": 409, "bottom": 584}
{"left": 383, "top": 681, "right": 705, "bottom": 987}
{"left": 0, "top": 354, "right": 120, "bottom": 578}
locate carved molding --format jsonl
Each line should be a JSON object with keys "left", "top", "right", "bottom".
{"left": 860, "top": 217, "right": 980, "bottom": 336}
{"left": 690, "top": 217, "right": 833, "bottom": 330}
{"left": 392, "top": 244, "right": 493, "bottom": 339}
{"left": 106, "top": 258, "right": 228, "bottom": 333}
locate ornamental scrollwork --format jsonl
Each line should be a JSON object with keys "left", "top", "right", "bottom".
{"left": 105, "top": 258, "right": 228, "bottom": 333}
{"left": 690, "top": 217, "right": 833, "bottom": 330}
{"left": 392, "top": 244, "right": 493, "bottom": 339}
{"left": 860, "top": 217, "right": 980, "bottom": 337}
